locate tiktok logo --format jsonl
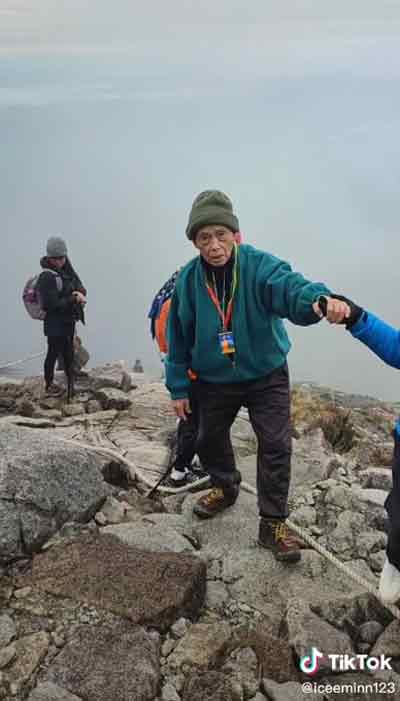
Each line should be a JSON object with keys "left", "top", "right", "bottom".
{"left": 299, "top": 647, "right": 324, "bottom": 675}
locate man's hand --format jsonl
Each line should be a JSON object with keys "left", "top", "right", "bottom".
{"left": 171, "top": 398, "right": 192, "bottom": 420}
{"left": 312, "top": 296, "right": 351, "bottom": 324}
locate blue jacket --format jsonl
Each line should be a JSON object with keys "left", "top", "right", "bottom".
{"left": 351, "top": 311, "right": 400, "bottom": 434}
{"left": 165, "top": 244, "right": 330, "bottom": 399}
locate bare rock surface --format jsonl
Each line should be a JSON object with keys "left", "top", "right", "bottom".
{"left": 0, "top": 425, "right": 109, "bottom": 563}
{"left": 18, "top": 532, "right": 206, "bottom": 631}
{"left": 1, "top": 375, "right": 400, "bottom": 700}
{"left": 44, "top": 622, "right": 160, "bottom": 701}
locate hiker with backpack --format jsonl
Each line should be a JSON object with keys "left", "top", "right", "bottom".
{"left": 149, "top": 232, "right": 243, "bottom": 488}
{"left": 149, "top": 270, "right": 207, "bottom": 487}
{"left": 36, "top": 236, "right": 86, "bottom": 399}
{"left": 323, "top": 296, "right": 400, "bottom": 603}
{"left": 165, "top": 190, "right": 350, "bottom": 564}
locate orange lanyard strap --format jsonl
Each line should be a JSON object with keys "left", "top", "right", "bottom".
{"left": 206, "top": 285, "right": 233, "bottom": 329}
{"left": 205, "top": 244, "right": 238, "bottom": 331}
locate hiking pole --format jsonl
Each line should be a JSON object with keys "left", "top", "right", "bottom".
{"left": 146, "top": 430, "right": 178, "bottom": 498}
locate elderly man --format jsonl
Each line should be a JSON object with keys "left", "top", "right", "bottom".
{"left": 165, "top": 190, "right": 348, "bottom": 563}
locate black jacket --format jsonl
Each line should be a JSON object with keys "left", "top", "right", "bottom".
{"left": 37, "top": 257, "right": 86, "bottom": 337}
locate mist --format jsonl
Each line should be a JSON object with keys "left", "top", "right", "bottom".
{"left": 1, "top": 1, "right": 400, "bottom": 400}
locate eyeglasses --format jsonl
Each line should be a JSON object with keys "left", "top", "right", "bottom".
{"left": 196, "top": 231, "right": 232, "bottom": 248}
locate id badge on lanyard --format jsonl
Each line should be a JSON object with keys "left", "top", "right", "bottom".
{"left": 218, "top": 330, "right": 236, "bottom": 355}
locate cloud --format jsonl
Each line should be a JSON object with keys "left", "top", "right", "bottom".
{"left": 1, "top": 1, "right": 400, "bottom": 71}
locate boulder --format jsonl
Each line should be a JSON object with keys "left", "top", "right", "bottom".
{"left": 104, "top": 514, "right": 198, "bottom": 553}
{"left": 167, "top": 622, "right": 232, "bottom": 671}
{"left": 0, "top": 425, "right": 109, "bottom": 563}
{"left": 285, "top": 599, "right": 354, "bottom": 675}
{"left": 96, "top": 496, "right": 127, "bottom": 525}
{"left": 94, "top": 387, "right": 133, "bottom": 411}
{"left": 358, "top": 467, "right": 392, "bottom": 492}
{"left": 3, "top": 631, "right": 50, "bottom": 696}
{"left": 88, "top": 362, "right": 136, "bottom": 392}
{"left": 19, "top": 532, "right": 206, "bottom": 632}
{"left": 45, "top": 622, "right": 160, "bottom": 701}
{"left": 371, "top": 620, "right": 400, "bottom": 658}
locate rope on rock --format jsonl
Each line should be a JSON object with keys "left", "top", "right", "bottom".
{"left": 51, "top": 436, "right": 210, "bottom": 495}
{"left": 0, "top": 351, "right": 45, "bottom": 371}
{"left": 240, "top": 481, "right": 400, "bottom": 621}
{"left": 49, "top": 434, "right": 400, "bottom": 620}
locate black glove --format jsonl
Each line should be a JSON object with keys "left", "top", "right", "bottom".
{"left": 317, "top": 294, "right": 364, "bottom": 330}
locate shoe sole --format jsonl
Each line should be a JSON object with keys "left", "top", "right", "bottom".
{"left": 257, "top": 539, "right": 301, "bottom": 563}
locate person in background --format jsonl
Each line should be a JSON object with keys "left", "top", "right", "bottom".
{"left": 37, "top": 236, "right": 86, "bottom": 400}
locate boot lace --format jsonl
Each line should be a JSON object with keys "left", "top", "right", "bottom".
{"left": 273, "top": 521, "right": 298, "bottom": 546}
{"left": 203, "top": 488, "right": 224, "bottom": 505}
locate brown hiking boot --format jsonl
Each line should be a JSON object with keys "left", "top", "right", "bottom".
{"left": 258, "top": 518, "right": 301, "bottom": 563}
{"left": 193, "top": 486, "right": 239, "bottom": 519}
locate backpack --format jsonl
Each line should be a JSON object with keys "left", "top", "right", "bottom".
{"left": 23, "top": 270, "right": 63, "bottom": 320}
{"left": 148, "top": 270, "right": 180, "bottom": 354}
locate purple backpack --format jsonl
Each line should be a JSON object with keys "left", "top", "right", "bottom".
{"left": 23, "top": 270, "right": 62, "bottom": 320}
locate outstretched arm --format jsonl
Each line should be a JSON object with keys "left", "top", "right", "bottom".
{"left": 261, "top": 255, "right": 348, "bottom": 325}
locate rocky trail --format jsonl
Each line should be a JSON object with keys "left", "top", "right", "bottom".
{"left": 0, "top": 364, "right": 399, "bottom": 700}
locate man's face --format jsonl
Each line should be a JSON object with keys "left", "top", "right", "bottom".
{"left": 194, "top": 225, "right": 236, "bottom": 266}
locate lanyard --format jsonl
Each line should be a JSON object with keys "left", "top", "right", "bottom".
{"left": 206, "top": 243, "right": 238, "bottom": 331}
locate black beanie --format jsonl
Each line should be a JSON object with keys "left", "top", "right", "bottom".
{"left": 185, "top": 190, "right": 239, "bottom": 241}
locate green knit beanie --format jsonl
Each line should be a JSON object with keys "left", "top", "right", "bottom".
{"left": 185, "top": 190, "right": 239, "bottom": 241}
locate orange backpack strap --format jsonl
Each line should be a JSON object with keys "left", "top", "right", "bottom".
{"left": 154, "top": 298, "right": 171, "bottom": 354}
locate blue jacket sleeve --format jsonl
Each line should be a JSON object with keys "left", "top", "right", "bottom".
{"left": 350, "top": 312, "right": 400, "bottom": 369}
{"left": 261, "top": 255, "right": 331, "bottom": 325}
{"left": 164, "top": 289, "right": 191, "bottom": 400}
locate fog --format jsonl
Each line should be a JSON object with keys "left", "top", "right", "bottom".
{"left": 1, "top": 1, "right": 400, "bottom": 400}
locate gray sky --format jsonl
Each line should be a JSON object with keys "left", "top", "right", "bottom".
{"left": 1, "top": 1, "right": 400, "bottom": 400}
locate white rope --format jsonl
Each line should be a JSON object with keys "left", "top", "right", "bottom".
{"left": 51, "top": 436, "right": 210, "bottom": 495}
{"left": 0, "top": 351, "right": 45, "bottom": 371}
{"left": 43, "top": 434, "right": 400, "bottom": 619}
{"left": 240, "top": 481, "right": 400, "bottom": 620}
{"left": 236, "top": 409, "right": 400, "bottom": 615}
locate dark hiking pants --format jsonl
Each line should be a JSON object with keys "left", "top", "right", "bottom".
{"left": 385, "top": 430, "right": 400, "bottom": 569}
{"left": 44, "top": 336, "right": 74, "bottom": 389}
{"left": 196, "top": 363, "right": 292, "bottom": 519}
{"left": 175, "top": 382, "right": 201, "bottom": 471}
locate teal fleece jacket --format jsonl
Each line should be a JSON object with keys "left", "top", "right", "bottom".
{"left": 165, "top": 244, "right": 330, "bottom": 399}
